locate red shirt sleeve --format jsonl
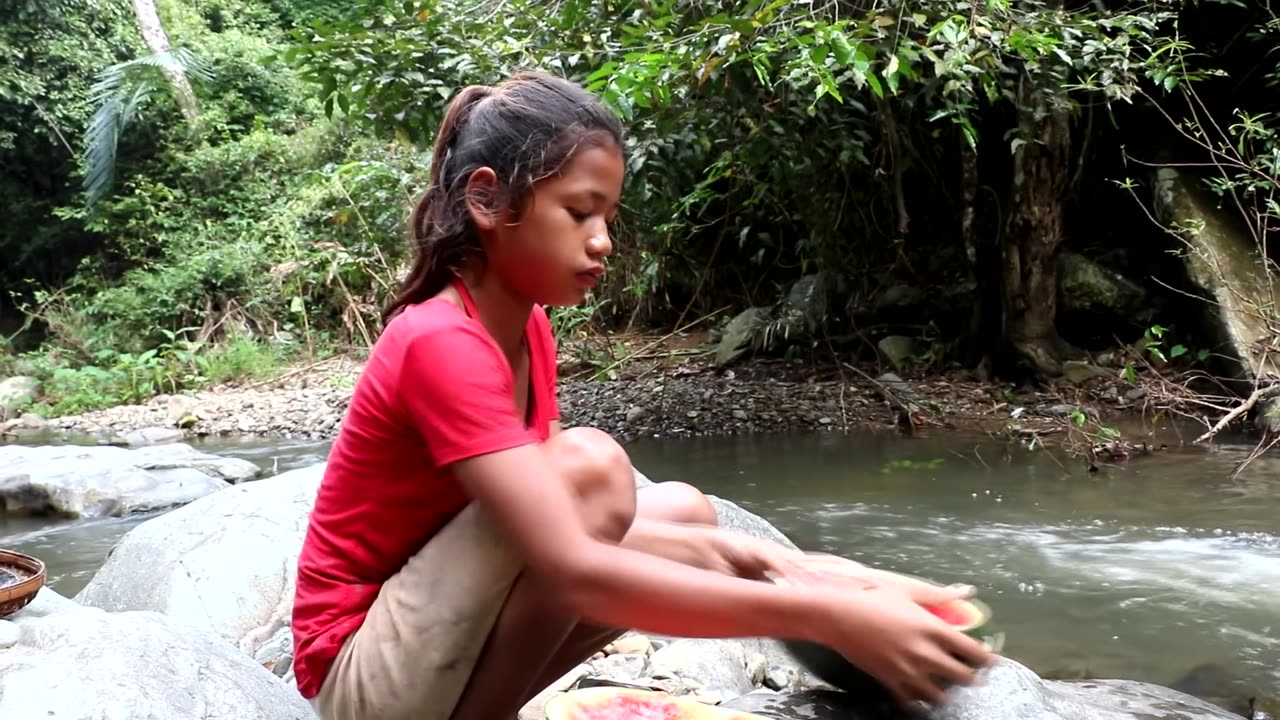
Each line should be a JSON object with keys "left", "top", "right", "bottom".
{"left": 396, "top": 314, "right": 540, "bottom": 468}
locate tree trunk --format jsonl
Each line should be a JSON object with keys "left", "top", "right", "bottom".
{"left": 1002, "top": 97, "right": 1072, "bottom": 377}
{"left": 131, "top": 0, "right": 199, "bottom": 123}
{"left": 960, "top": 136, "right": 999, "bottom": 379}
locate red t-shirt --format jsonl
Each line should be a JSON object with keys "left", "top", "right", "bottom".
{"left": 290, "top": 280, "right": 560, "bottom": 699}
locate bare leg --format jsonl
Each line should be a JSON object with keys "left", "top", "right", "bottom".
{"left": 448, "top": 428, "right": 718, "bottom": 720}
{"left": 520, "top": 481, "right": 720, "bottom": 700}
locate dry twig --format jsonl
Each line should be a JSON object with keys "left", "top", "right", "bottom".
{"left": 1192, "top": 383, "right": 1280, "bottom": 444}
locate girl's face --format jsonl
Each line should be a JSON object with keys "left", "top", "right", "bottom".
{"left": 479, "top": 142, "right": 625, "bottom": 307}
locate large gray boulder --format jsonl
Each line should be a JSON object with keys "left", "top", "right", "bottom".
{"left": 76, "top": 464, "right": 814, "bottom": 691}
{"left": 75, "top": 462, "right": 326, "bottom": 675}
{"left": 1155, "top": 167, "right": 1280, "bottom": 433}
{"left": 0, "top": 588, "right": 315, "bottom": 720}
{"left": 720, "top": 658, "right": 1243, "bottom": 720}
{"left": 63, "top": 460, "right": 1245, "bottom": 720}
{"left": 0, "top": 442, "right": 259, "bottom": 518}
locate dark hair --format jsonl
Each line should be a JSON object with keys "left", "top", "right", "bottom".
{"left": 382, "top": 70, "right": 625, "bottom": 326}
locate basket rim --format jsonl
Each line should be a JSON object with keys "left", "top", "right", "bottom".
{"left": 0, "top": 548, "right": 47, "bottom": 611}
{"left": 0, "top": 549, "right": 46, "bottom": 578}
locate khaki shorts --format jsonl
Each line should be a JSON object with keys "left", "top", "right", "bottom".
{"left": 309, "top": 502, "right": 522, "bottom": 720}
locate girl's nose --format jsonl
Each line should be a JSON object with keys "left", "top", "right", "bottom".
{"left": 587, "top": 231, "right": 612, "bottom": 259}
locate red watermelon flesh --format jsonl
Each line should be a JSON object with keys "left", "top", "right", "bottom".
{"left": 923, "top": 601, "right": 972, "bottom": 627}
{"left": 544, "top": 687, "right": 769, "bottom": 720}
{"left": 566, "top": 694, "right": 686, "bottom": 720}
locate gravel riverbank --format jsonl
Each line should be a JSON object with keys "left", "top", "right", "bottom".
{"left": 5, "top": 351, "right": 1174, "bottom": 446}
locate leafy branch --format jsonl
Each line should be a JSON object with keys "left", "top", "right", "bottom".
{"left": 82, "top": 47, "right": 213, "bottom": 207}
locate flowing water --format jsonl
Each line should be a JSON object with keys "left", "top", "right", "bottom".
{"left": 2, "top": 429, "right": 1277, "bottom": 698}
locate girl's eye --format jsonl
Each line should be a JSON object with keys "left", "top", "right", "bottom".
{"left": 568, "top": 208, "right": 592, "bottom": 222}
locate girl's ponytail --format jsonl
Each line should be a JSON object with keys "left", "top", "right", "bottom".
{"left": 383, "top": 85, "right": 493, "bottom": 326}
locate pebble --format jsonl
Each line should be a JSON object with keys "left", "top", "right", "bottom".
{"left": 526, "top": 632, "right": 812, "bottom": 711}
{"left": 590, "top": 652, "right": 647, "bottom": 681}
{"left": 27, "top": 355, "right": 1155, "bottom": 443}
{"left": 43, "top": 366, "right": 888, "bottom": 442}
{"left": 764, "top": 666, "right": 795, "bottom": 691}
{"left": 605, "top": 634, "right": 653, "bottom": 656}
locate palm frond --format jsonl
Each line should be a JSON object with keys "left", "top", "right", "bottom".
{"left": 82, "top": 47, "right": 214, "bottom": 208}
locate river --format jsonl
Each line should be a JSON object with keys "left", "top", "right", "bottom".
{"left": 2, "top": 428, "right": 1277, "bottom": 699}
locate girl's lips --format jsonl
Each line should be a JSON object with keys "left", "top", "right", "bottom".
{"left": 576, "top": 266, "right": 605, "bottom": 287}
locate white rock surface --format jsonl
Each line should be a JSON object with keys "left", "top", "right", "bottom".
{"left": 75, "top": 462, "right": 324, "bottom": 664}
{"left": 3, "top": 588, "right": 316, "bottom": 720}
{"left": 0, "top": 442, "right": 259, "bottom": 518}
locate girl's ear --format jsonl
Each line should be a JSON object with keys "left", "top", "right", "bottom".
{"left": 464, "top": 167, "right": 500, "bottom": 230}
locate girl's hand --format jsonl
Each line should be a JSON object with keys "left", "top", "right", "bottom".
{"left": 816, "top": 584, "right": 995, "bottom": 709}
{"left": 696, "top": 528, "right": 805, "bottom": 580}
{"left": 697, "top": 532, "right": 975, "bottom": 607}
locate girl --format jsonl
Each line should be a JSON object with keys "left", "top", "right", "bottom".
{"left": 290, "top": 71, "right": 993, "bottom": 720}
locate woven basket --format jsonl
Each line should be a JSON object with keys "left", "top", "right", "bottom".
{"left": 0, "top": 549, "right": 45, "bottom": 618}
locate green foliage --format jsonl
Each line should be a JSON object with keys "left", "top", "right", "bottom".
{"left": 1, "top": 0, "right": 430, "bottom": 407}
{"left": 39, "top": 124, "right": 421, "bottom": 355}
{"left": 0, "top": 332, "right": 292, "bottom": 416}
{"left": 83, "top": 47, "right": 215, "bottom": 206}
{"left": 0, "top": 0, "right": 140, "bottom": 302}
{"left": 282, "top": 0, "right": 1186, "bottom": 329}
{"left": 2, "top": 0, "right": 1278, "bottom": 417}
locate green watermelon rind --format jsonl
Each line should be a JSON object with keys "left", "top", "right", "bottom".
{"left": 764, "top": 570, "right": 1002, "bottom": 697}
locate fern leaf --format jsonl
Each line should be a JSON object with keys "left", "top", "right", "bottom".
{"left": 81, "top": 47, "right": 214, "bottom": 208}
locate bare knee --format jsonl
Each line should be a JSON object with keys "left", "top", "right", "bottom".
{"left": 641, "top": 481, "right": 718, "bottom": 527}
{"left": 547, "top": 427, "right": 636, "bottom": 543}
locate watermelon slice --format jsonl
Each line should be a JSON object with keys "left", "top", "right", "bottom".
{"left": 763, "top": 563, "right": 1000, "bottom": 697}
{"left": 543, "top": 687, "right": 770, "bottom": 720}
{"left": 922, "top": 596, "right": 990, "bottom": 630}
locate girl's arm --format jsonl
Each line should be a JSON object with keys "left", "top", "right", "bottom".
{"left": 405, "top": 323, "right": 991, "bottom": 707}
{"left": 544, "top": 419, "right": 801, "bottom": 579}
{"left": 452, "top": 442, "right": 822, "bottom": 642}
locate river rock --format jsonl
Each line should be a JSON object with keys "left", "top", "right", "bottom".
{"left": 0, "top": 375, "right": 39, "bottom": 418}
{"left": 717, "top": 306, "right": 774, "bottom": 366}
{"left": 648, "top": 637, "right": 756, "bottom": 703}
{"left": 720, "top": 658, "right": 1244, "bottom": 720}
{"left": 1155, "top": 166, "right": 1280, "bottom": 434}
{"left": 77, "top": 460, "right": 816, "bottom": 699}
{"left": 3, "top": 589, "right": 315, "bottom": 720}
{"left": 1057, "top": 252, "right": 1151, "bottom": 323}
{"left": 604, "top": 488, "right": 821, "bottom": 694}
{"left": 877, "top": 335, "right": 917, "bottom": 371}
{"left": 605, "top": 633, "right": 653, "bottom": 656}
{"left": 75, "top": 462, "right": 326, "bottom": 664}
{"left": 706, "top": 495, "right": 797, "bottom": 551}
{"left": 122, "top": 425, "right": 188, "bottom": 446}
{"left": 590, "top": 652, "right": 650, "bottom": 683}
{"left": 0, "top": 442, "right": 259, "bottom": 518}
{"left": 1170, "top": 663, "right": 1279, "bottom": 719}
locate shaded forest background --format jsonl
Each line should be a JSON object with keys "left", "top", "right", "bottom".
{"left": 1, "top": 0, "right": 1277, "bottom": 417}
